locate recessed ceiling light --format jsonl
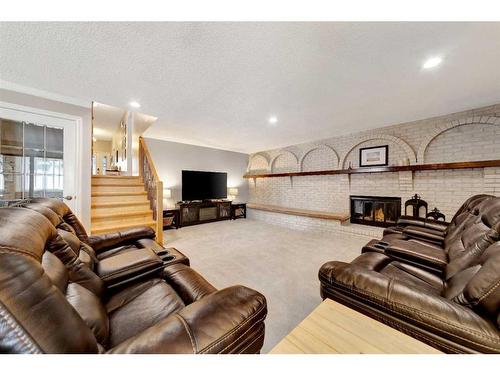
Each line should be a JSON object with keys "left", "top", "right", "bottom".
{"left": 422, "top": 57, "right": 443, "bottom": 70}
{"left": 129, "top": 101, "right": 141, "bottom": 108}
{"left": 268, "top": 116, "right": 278, "bottom": 125}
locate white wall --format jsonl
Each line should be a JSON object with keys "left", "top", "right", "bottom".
{"left": 144, "top": 138, "right": 249, "bottom": 207}
{"left": 0, "top": 88, "right": 92, "bottom": 229}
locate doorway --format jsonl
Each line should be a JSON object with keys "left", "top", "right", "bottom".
{"left": 0, "top": 101, "right": 82, "bottom": 214}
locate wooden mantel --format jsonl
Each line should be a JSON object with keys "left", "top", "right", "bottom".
{"left": 243, "top": 159, "right": 500, "bottom": 179}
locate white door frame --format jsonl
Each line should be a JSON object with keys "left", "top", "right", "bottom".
{"left": 0, "top": 101, "right": 83, "bottom": 216}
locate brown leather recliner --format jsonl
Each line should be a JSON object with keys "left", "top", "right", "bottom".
{"left": 24, "top": 198, "right": 161, "bottom": 259}
{"left": 0, "top": 207, "right": 267, "bottom": 353}
{"left": 319, "top": 195, "right": 500, "bottom": 353}
{"left": 22, "top": 199, "right": 170, "bottom": 288}
{"left": 361, "top": 195, "right": 499, "bottom": 274}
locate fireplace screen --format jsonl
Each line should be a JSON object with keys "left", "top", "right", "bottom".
{"left": 350, "top": 195, "right": 401, "bottom": 227}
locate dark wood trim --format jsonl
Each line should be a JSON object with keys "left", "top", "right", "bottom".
{"left": 243, "top": 159, "right": 500, "bottom": 179}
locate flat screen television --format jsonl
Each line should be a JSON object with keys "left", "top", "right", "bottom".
{"left": 182, "top": 170, "right": 227, "bottom": 201}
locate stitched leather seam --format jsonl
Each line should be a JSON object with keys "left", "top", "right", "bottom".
{"left": 213, "top": 316, "right": 266, "bottom": 353}
{"left": 198, "top": 302, "right": 266, "bottom": 353}
{"left": 231, "top": 330, "right": 265, "bottom": 354}
{"left": 324, "top": 280, "right": 500, "bottom": 350}
{"left": 0, "top": 302, "right": 42, "bottom": 353}
{"left": 477, "top": 278, "right": 500, "bottom": 303}
{"left": 323, "top": 286, "right": 471, "bottom": 353}
{"left": 174, "top": 314, "right": 197, "bottom": 353}
{"left": 0, "top": 246, "right": 41, "bottom": 262}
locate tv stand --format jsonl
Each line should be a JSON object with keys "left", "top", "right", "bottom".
{"left": 177, "top": 200, "right": 231, "bottom": 227}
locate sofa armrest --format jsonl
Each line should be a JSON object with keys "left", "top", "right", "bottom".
{"left": 88, "top": 227, "right": 156, "bottom": 253}
{"left": 319, "top": 261, "right": 500, "bottom": 353}
{"left": 107, "top": 285, "right": 267, "bottom": 354}
{"left": 385, "top": 239, "right": 447, "bottom": 273}
{"left": 396, "top": 215, "right": 427, "bottom": 227}
{"left": 96, "top": 248, "right": 163, "bottom": 288}
{"left": 396, "top": 216, "right": 449, "bottom": 232}
{"left": 402, "top": 226, "right": 446, "bottom": 246}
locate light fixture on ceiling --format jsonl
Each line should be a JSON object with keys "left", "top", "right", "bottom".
{"left": 129, "top": 101, "right": 141, "bottom": 108}
{"left": 422, "top": 57, "right": 443, "bottom": 70}
{"left": 268, "top": 116, "right": 278, "bottom": 125}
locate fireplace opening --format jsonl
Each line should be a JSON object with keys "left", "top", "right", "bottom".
{"left": 350, "top": 195, "right": 401, "bottom": 227}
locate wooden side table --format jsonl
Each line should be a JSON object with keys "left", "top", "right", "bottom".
{"left": 163, "top": 208, "right": 180, "bottom": 229}
{"left": 270, "top": 299, "right": 441, "bottom": 354}
{"left": 231, "top": 202, "right": 246, "bottom": 220}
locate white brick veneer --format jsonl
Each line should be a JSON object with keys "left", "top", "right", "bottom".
{"left": 247, "top": 103, "right": 500, "bottom": 235}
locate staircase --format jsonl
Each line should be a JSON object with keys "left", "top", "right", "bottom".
{"left": 90, "top": 137, "right": 164, "bottom": 244}
{"left": 91, "top": 176, "right": 157, "bottom": 236}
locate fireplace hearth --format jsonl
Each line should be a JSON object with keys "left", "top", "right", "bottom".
{"left": 350, "top": 195, "right": 401, "bottom": 227}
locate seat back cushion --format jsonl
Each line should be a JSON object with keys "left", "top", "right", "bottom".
{"left": 447, "top": 242, "right": 500, "bottom": 319}
{"left": 0, "top": 207, "right": 98, "bottom": 353}
{"left": 57, "top": 228, "right": 98, "bottom": 269}
{"left": 66, "top": 282, "right": 110, "bottom": 347}
{"left": 445, "top": 197, "right": 500, "bottom": 260}
{"left": 28, "top": 198, "right": 89, "bottom": 243}
{"left": 47, "top": 232, "right": 104, "bottom": 297}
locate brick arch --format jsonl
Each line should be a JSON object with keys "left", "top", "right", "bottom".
{"left": 247, "top": 152, "right": 271, "bottom": 172}
{"left": 417, "top": 116, "right": 500, "bottom": 163}
{"left": 339, "top": 134, "right": 416, "bottom": 168}
{"left": 270, "top": 150, "right": 299, "bottom": 173}
{"left": 299, "top": 144, "right": 340, "bottom": 172}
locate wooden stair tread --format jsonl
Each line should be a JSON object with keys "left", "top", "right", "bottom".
{"left": 92, "top": 175, "right": 142, "bottom": 179}
{"left": 91, "top": 201, "right": 150, "bottom": 208}
{"left": 92, "top": 182, "right": 144, "bottom": 186}
{"left": 91, "top": 220, "right": 156, "bottom": 232}
{"left": 92, "top": 210, "right": 153, "bottom": 219}
{"left": 247, "top": 203, "right": 350, "bottom": 221}
{"left": 91, "top": 191, "right": 148, "bottom": 197}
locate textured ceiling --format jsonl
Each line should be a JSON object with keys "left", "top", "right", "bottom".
{"left": 1, "top": 22, "right": 500, "bottom": 153}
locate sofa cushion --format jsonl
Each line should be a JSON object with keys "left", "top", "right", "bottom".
{"left": 446, "top": 227, "right": 500, "bottom": 280}
{"left": 106, "top": 279, "right": 185, "bottom": 347}
{"left": 47, "top": 233, "right": 104, "bottom": 297}
{"left": 66, "top": 282, "right": 109, "bottom": 346}
{"left": 461, "top": 248, "right": 500, "bottom": 318}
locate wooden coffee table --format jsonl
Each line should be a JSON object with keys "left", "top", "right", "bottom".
{"left": 270, "top": 299, "right": 441, "bottom": 354}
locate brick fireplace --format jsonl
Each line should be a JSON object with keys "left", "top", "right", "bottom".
{"left": 350, "top": 195, "right": 401, "bottom": 228}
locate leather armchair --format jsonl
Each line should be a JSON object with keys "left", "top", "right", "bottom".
{"left": 0, "top": 207, "right": 267, "bottom": 354}
{"left": 25, "top": 198, "right": 158, "bottom": 260}
{"left": 22, "top": 200, "right": 166, "bottom": 288}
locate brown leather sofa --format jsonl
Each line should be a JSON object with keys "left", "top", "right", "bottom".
{"left": 361, "top": 194, "right": 499, "bottom": 274}
{"left": 319, "top": 194, "right": 500, "bottom": 353}
{"left": 0, "top": 206, "right": 267, "bottom": 353}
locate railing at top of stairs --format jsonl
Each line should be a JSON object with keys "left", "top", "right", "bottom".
{"left": 139, "top": 136, "right": 163, "bottom": 245}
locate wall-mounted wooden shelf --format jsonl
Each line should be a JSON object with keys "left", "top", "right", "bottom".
{"left": 243, "top": 159, "right": 500, "bottom": 179}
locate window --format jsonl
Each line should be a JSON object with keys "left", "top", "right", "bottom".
{"left": 0, "top": 118, "right": 64, "bottom": 206}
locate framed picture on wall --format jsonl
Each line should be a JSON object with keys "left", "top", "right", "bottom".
{"left": 359, "top": 145, "right": 388, "bottom": 167}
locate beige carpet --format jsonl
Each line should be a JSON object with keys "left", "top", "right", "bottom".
{"left": 164, "top": 219, "right": 370, "bottom": 353}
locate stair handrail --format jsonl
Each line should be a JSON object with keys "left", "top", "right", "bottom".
{"left": 139, "top": 136, "right": 163, "bottom": 245}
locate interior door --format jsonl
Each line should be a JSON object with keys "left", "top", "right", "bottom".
{"left": 0, "top": 102, "right": 80, "bottom": 213}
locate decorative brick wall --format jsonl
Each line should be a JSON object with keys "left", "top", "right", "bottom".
{"left": 247, "top": 103, "right": 500, "bottom": 235}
